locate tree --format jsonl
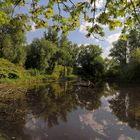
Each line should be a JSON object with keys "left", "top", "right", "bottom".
{"left": 109, "top": 28, "right": 140, "bottom": 66}
{"left": 130, "top": 48, "right": 140, "bottom": 65}
{"left": 109, "top": 39, "right": 128, "bottom": 65}
{"left": 57, "top": 34, "right": 72, "bottom": 65}
{"left": 25, "top": 38, "right": 56, "bottom": 72}
{"left": 127, "top": 29, "right": 140, "bottom": 52}
{"left": 128, "top": 48, "right": 140, "bottom": 80}
{"left": 0, "top": 19, "right": 27, "bottom": 65}
{"left": 78, "top": 45, "right": 104, "bottom": 82}
{"left": 44, "top": 26, "right": 59, "bottom": 45}
{"left": 105, "top": 58, "right": 121, "bottom": 80}
{"left": 107, "top": 28, "right": 140, "bottom": 81}
{"left": 55, "top": 34, "right": 73, "bottom": 76}
{"left": 1, "top": 0, "right": 139, "bottom": 37}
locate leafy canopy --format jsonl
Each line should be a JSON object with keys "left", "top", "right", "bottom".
{"left": 0, "top": 0, "right": 140, "bottom": 37}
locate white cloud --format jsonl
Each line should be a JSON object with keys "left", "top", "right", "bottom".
{"left": 79, "top": 22, "right": 105, "bottom": 42}
{"left": 84, "top": 43, "right": 90, "bottom": 46}
{"left": 79, "top": 21, "right": 121, "bottom": 58}
{"left": 105, "top": 32, "right": 121, "bottom": 44}
{"left": 31, "top": 22, "right": 36, "bottom": 32}
{"left": 102, "top": 32, "right": 121, "bottom": 58}
{"left": 79, "top": 21, "right": 92, "bottom": 34}
{"left": 79, "top": 20, "right": 108, "bottom": 37}
{"left": 78, "top": 43, "right": 90, "bottom": 47}
{"left": 86, "top": 0, "right": 106, "bottom": 8}
{"left": 95, "top": 0, "right": 106, "bottom": 8}
{"left": 102, "top": 45, "right": 112, "bottom": 58}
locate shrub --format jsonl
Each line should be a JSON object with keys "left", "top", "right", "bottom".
{"left": 0, "top": 58, "right": 26, "bottom": 79}
{"left": 27, "top": 69, "right": 41, "bottom": 76}
{"left": 51, "top": 65, "right": 64, "bottom": 79}
{"left": 67, "top": 67, "right": 73, "bottom": 76}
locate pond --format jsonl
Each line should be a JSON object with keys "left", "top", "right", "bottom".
{"left": 0, "top": 82, "right": 140, "bottom": 140}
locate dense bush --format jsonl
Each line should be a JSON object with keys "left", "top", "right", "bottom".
{"left": 67, "top": 67, "right": 73, "bottom": 76}
{"left": 0, "top": 58, "right": 26, "bottom": 79}
{"left": 51, "top": 65, "right": 65, "bottom": 79}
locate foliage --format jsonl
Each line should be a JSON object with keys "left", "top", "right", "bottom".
{"left": 78, "top": 45, "right": 105, "bottom": 82}
{"left": 1, "top": 0, "right": 139, "bottom": 37}
{"left": 25, "top": 38, "right": 56, "bottom": 72}
{"left": 27, "top": 69, "right": 42, "bottom": 77}
{"left": 51, "top": 65, "right": 65, "bottom": 80}
{"left": 0, "top": 58, "right": 26, "bottom": 79}
{"left": 107, "top": 27, "right": 140, "bottom": 82}
{"left": 57, "top": 34, "right": 73, "bottom": 66}
{"left": 128, "top": 48, "right": 140, "bottom": 80}
{"left": 46, "top": 33, "right": 78, "bottom": 74}
{"left": 127, "top": 29, "right": 140, "bottom": 52}
{"left": 0, "top": 19, "right": 27, "bottom": 65}
{"left": 67, "top": 67, "right": 73, "bottom": 76}
{"left": 130, "top": 48, "right": 140, "bottom": 65}
{"left": 44, "top": 26, "right": 59, "bottom": 45}
{"left": 109, "top": 39, "right": 128, "bottom": 65}
{"left": 105, "top": 59, "right": 121, "bottom": 80}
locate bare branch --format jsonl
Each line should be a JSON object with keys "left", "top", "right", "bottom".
{"left": 92, "top": 33, "right": 104, "bottom": 41}
{"left": 60, "top": 2, "right": 70, "bottom": 12}
{"left": 11, "top": 0, "right": 22, "bottom": 17}
{"left": 68, "top": 0, "right": 76, "bottom": 7}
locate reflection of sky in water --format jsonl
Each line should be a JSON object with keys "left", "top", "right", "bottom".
{"left": 23, "top": 91, "right": 138, "bottom": 140}
{"left": 79, "top": 90, "right": 140, "bottom": 140}
{"left": 1, "top": 82, "right": 140, "bottom": 140}
{"left": 79, "top": 113, "right": 107, "bottom": 136}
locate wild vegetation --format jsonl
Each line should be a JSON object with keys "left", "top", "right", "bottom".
{"left": 0, "top": 0, "right": 140, "bottom": 84}
{"left": 106, "top": 28, "right": 140, "bottom": 82}
{"left": 1, "top": 1, "right": 140, "bottom": 140}
{"left": 1, "top": 24, "right": 140, "bottom": 84}
{"left": 1, "top": 0, "right": 139, "bottom": 37}
{"left": 0, "top": 24, "right": 105, "bottom": 84}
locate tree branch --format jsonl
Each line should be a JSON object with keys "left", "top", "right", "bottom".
{"left": 130, "top": 0, "right": 140, "bottom": 24}
{"left": 68, "top": 0, "right": 76, "bottom": 8}
{"left": 11, "top": 0, "right": 22, "bottom": 17}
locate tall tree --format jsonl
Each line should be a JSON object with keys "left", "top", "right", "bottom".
{"left": 0, "top": 19, "right": 27, "bottom": 65}
{"left": 44, "top": 26, "right": 59, "bottom": 45}
{"left": 109, "top": 39, "right": 128, "bottom": 65}
{"left": 57, "top": 34, "right": 72, "bottom": 66}
{"left": 78, "top": 45, "right": 104, "bottom": 82}
{"left": 25, "top": 38, "right": 56, "bottom": 72}
{"left": 127, "top": 29, "right": 140, "bottom": 52}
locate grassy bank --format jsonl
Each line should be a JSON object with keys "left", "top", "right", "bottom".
{"left": 0, "top": 58, "right": 78, "bottom": 86}
{"left": 0, "top": 75, "right": 78, "bottom": 86}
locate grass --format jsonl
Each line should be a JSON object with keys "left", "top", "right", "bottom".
{"left": 0, "top": 59, "right": 78, "bottom": 86}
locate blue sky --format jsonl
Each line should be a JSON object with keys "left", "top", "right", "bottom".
{"left": 26, "top": 26, "right": 121, "bottom": 58}
{"left": 26, "top": 0, "right": 122, "bottom": 58}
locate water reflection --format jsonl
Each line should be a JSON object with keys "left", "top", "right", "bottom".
{"left": 0, "top": 82, "right": 140, "bottom": 139}
{"left": 109, "top": 85, "right": 140, "bottom": 130}
{"left": 25, "top": 83, "right": 78, "bottom": 128}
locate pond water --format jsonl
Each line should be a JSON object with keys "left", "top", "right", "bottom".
{"left": 0, "top": 82, "right": 140, "bottom": 140}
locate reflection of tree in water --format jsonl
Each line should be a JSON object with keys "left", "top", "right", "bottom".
{"left": 25, "top": 82, "right": 105, "bottom": 127}
{"left": 0, "top": 82, "right": 105, "bottom": 139}
{"left": 109, "top": 86, "right": 140, "bottom": 130}
{"left": 25, "top": 82, "right": 78, "bottom": 128}
{"left": 74, "top": 86, "right": 104, "bottom": 111}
